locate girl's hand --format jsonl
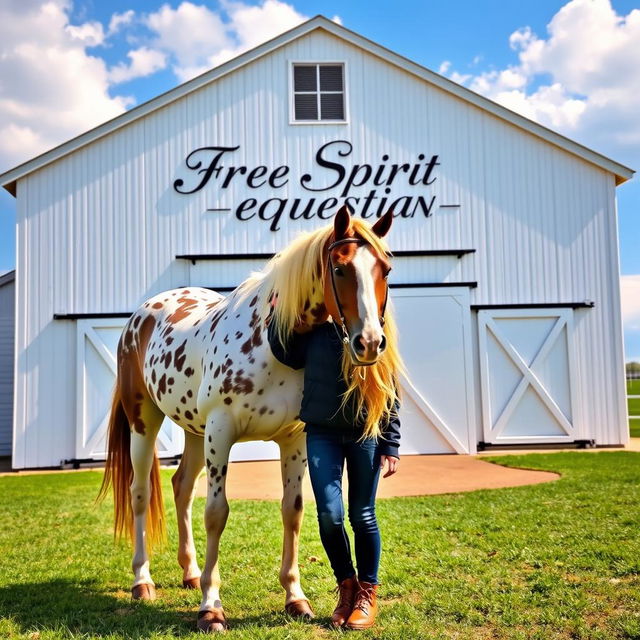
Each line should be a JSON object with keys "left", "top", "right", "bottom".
{"left": 380, "top": 455, "right": 399, "bottom": 478}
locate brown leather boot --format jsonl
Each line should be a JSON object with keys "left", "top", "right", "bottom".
{"left": 345, "top": 581, "right": 379, "bottom": 630}
{"left": 330, "top": 576, "right": 358, "bottom": 627}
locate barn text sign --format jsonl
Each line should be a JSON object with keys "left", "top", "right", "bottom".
{"left": 173, "top": 140, "right": 445, "bottom": 231}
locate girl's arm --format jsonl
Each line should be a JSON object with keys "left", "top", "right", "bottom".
{"left": 267, "top": 321, "right": 312, "bottom": 370}
{"left": 378, "top": 398, "right": 401, "bottom": 459}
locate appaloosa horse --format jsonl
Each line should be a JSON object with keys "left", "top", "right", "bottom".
{"left": 99, "top": 205, "right": 399, "bottom": 632}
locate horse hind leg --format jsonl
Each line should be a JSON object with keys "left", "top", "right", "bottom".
{"left": 172, "top": 430, "right": 205, "bottom": 589}
{"left": 127, "top": 399, "right": 165, "bottom": 600}
{"left": 278, "top": 433, "right": 314, "bottom": 619}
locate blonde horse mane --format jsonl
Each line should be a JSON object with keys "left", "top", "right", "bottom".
{"left": 235, "top": 218, "right": 405, "bottom": 442}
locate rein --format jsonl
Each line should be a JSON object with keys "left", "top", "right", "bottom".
{"left": 326, "top": 237, "right": 390, "bottom": 350}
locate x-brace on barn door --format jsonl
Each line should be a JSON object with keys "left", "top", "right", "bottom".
{"left": 478, "top": 308, "right": 579, "bottom": 444}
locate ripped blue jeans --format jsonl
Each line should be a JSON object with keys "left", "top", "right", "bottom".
{"left": 305, "top": 429, "right": 382, "bottom": 584}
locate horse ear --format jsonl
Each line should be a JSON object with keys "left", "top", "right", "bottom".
{"left": 371, "top": 209, "right": 393, "bottom": 238}
{"left": 333, "top": 204, "right": 352, "bottom": 239}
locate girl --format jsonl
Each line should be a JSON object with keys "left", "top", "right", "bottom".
{"left": 268, "top": 212, "right": 401, "bottom": 630}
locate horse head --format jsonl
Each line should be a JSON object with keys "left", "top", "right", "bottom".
{"left": 323, "top": 205, "right": 393, "bottom": 366}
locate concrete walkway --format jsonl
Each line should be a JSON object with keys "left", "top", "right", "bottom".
{"left": 5, "top": 442, "right": 638, "bottom": 499}
{"left": 195, "top": 453, "right": 560, "bottom": 500}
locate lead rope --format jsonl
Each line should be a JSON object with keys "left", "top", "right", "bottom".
{"left": 327, "top": 252, "right": 351, "bottom": 346}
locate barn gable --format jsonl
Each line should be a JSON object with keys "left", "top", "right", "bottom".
{"left": 0, "top": 15, "right": 633, "bottom": 195}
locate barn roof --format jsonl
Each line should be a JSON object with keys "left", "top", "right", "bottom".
{"left": 0, "top": 15, "right": 634, "bottom": 195}
{"left": 0, "top": 270, "right": 15, "bottom": 287}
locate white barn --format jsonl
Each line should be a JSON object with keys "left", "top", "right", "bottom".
{"left": 0, "top": 16, "right": 633, "bottom": 469}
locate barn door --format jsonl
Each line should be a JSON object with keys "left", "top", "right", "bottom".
{"left": 478, "top": 309, "right": 578, "bottom": 444}
{"left": 392, "top": 287, "right": 476, "bottom": 454}
{"left": 75, "top": 319, "right": 184, "bottom": 459}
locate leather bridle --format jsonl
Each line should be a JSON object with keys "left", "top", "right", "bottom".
{"left": 326, "top": 237, "right": 390, "bottom": 349}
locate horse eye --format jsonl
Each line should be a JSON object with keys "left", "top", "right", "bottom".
{"left": 333, "top": 266, "right": 344, "bottom": 277}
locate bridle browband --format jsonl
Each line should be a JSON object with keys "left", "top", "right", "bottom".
{"left": 326, "top": 237, "right": 390, "bottom": 350}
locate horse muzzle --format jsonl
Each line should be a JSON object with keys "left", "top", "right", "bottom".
{"left": 350, "top": 331, "right": 387, "bottom": 365}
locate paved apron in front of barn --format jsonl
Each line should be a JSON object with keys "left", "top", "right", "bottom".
{"left": 195, "top": 454, "right": 560, "bottom": 500}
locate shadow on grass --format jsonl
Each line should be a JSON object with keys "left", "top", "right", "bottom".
{"left": 0, "top": 579, "right": 331, "bottom": 637}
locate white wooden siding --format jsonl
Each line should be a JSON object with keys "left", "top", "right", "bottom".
{"left": 10, "top": 29, "right": 627, "bottom": 467}
{"left": 0, "top": 276, "right": 14, "bottom": 457}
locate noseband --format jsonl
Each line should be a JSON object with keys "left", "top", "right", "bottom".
{"left": 326, "top": 237, "right": 390, "bottom": 348}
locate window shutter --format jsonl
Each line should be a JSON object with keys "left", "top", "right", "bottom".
{"left": 294, "top": 94, "right": 318, "bottom": 120}
{"left": 294, "top": 65, "right": 317, "bottom": 92}
{"left": 320, "top": 94, "right": 344, "bottom": 120}
{"left": 319, "top": 65, "right": 343, "bottom": 91}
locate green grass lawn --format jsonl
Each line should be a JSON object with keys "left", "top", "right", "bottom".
{"left": 630, "top": 418, "right": 640, "bottom": 438}
{"left": 1, "top": 452, "right": 639, "bottom": 640}
{"left": 627, "top": 379, "right": 640, "bottom": 395}
{"left": 629, "top": 397, "right": 640, "bottom": 417}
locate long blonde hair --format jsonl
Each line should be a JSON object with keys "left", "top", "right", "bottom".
{"left": 237, "top": 219, "right": 405, "bottom": 441}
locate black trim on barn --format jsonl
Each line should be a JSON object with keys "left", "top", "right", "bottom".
{"left": 393, "top": 249, "right": 475, "bottom": 259}
{"left": 176, "top": 252, "right": 274, "bottom": 263}
{"left": 199, "top": 282, "right": 478, "bottom": 291}
{"left": 52, "top": 281, "right": 480, "bottom": 319}
{"left": 390, "top": 281, "right": 477, "bottom": 289}
{"left": 176, "top": 249, "right": 476, "bottom": 264}
{"left": 471, "top": 302, "right": 594, "bottom": 311}
{"left": 477, "top": 439, "right": 597, "bottom": 451}
{"left": 54, "top": 312, "right": 133, "bottom": 320}
{"left": 61, "top": 454, "right": 182, "bottom": 470}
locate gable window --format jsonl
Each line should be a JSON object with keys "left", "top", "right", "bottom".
{"left": 292, "top": 63, "right": 345, "bottom": 122}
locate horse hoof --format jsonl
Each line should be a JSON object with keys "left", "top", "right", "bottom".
{"left": 131, "top": 583, "right": 156, "bottom": 601}
{"left": 183, "top": 577, "right": 201, "bottom": 590}
{"left": 285, "top": 598, "right": 315, "bottom": 619}
{"left": 197, "top": 609, "right": 228, "bottom": 633}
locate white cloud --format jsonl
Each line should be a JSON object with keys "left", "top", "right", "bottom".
{"left": 622, "top": 276, "right": 640, "bottom": 331}
{"left": 145, "top": 0, "right": 307, "bottom": 82}
{"left": 108, "top": 9, "right": 135, "bottom": 35}
{"left": 0, "top": 0, "right": 313, "bottom": 170}
{"left": 439, "top": 60, "right": 451, "bottom": 75}
{"left": 108, "top": 47, "right": 167, "bottom": 84}
{"left": 0, "top": 0, "right": 131, "bottom": 171}
{"left": 622, "top": 275, "right": 640, "bottom": 362}
{"left": 145, "top": 1, "right": 231, "bottom": 81}
{"left": 450, "top": 71, "right": 471, "bottom": 85}
{"left": 445, "top": 0, "right": 640, "bottom": 167}
{"left": 66, "top": 20, "right": 105, "bottom": 46}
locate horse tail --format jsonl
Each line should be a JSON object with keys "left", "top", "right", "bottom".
{"left": 147, "top": 450, "right": 166, "bottom": 550}
{"left": 97, "top": 383, "right": 133, "bottom": 540}
{"left": 97, "top": 383, "right": 165, "bottom": 548}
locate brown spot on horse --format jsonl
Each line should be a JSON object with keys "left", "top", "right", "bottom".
{"left": 167, "top": 296, "right": 199, "bottom": 325}
{"left": 174, "top": 340, "right": 187, "bottom": 372}
{"left": 157, "top": 374, "right": 167, "bottom": 400}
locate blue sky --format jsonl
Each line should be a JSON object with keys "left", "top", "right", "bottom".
{"left": 0, "top": 0, "right": 639, "bottom": 358}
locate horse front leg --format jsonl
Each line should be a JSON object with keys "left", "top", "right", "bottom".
{"left": 278, "top": 432, "right": 314, "bottom": 619}
{"left": 198, "top": 412, "right": 235, "bottom": 633}
{"left": 171, "top": 430, "right": 205, "bottom": 589}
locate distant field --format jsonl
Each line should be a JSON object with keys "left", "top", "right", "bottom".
{"left": 629, "top": 397, "right": 640, "bottom": 417}
{"left": 631, "top": 418, "right": 640, "bottom": 438}
{"left": 627, "top": 378, "right": 640, "bottom": 395}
